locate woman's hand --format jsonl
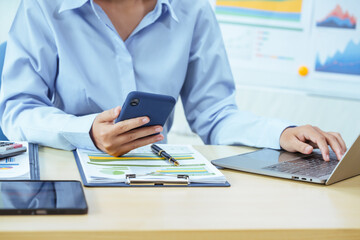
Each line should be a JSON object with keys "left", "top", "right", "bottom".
{"left": 90, "top": 106, "right": 163, "bottom": 156}
{"left": 280, "top": 125, "right": 347, "bottom": 161}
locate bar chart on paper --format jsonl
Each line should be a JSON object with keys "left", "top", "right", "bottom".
{"left": 0, "top": 158, "right": 18, "bottom": 170}
{"left": 152, "top": 167, "right": 213, "bottom": 177}
{"left": 76, "top": 145, "right": 227, "bottom": 184}
{"left": 87, "top": 153, "right": 194, "bottom": 162}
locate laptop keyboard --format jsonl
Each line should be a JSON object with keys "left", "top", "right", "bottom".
{"left": 263, "top": 152, "right": 339, "bottom": 178}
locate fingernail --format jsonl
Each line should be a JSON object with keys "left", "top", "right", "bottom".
{"left": 156, "top": 135, "right": 163, "bottom": 141}
{"left": 155, "top": 127, "right": 162, "bottom": 132}
{"left": 326, "top": 154, "right": 330, "bottom": 161}
{"left": 305, "top": 146, "right": 312, "bottom": 153}
{"left": 142, "top": 117, "right": 149, "bottom": 123}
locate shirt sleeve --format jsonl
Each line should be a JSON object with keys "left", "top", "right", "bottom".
{"left": 180, "top": 2, "right": 293, "bottom": 149}
{"left": 0, "top": 0, "right": 98, "bottom": 151}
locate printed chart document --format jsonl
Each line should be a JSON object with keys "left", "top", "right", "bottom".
{"left": 76, "top": 144, "right": 227, "bottom": 184}
{"left": 0, "top": 142, "right": 31, "bottom": 180}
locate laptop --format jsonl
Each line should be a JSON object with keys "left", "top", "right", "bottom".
{"left": 212, "top": 135, "right": 360, "bottom": 185}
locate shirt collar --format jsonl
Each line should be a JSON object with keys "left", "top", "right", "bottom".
{"left": 159, "top": 0, "right": 179, "bottom": 22}
{"left": 58, "top": 0, "right": 89, "bottom": 13}
{"left": 58, "top": 0, "right": 179, "bottom": 22}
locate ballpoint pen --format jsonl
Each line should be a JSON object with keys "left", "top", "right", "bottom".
{"left": 151, "top": 144, "right": 180, "bottom": 166}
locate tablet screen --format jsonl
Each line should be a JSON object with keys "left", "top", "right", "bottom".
{"left": 0, "top": 180, "right": 88, "bottom": 215}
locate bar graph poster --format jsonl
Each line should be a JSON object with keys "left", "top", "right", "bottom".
{"left": 215, "top": 0, "right": 310, "bottom": 30}
{"left": 216, "top": 0, "right": 302, "bottom": 22}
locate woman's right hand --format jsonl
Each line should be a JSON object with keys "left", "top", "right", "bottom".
{"left": 90, "top": 106, "right": 164, "bottom": 156}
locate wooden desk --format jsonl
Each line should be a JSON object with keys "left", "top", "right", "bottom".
{"left": 1, "top": 145, "right": 360, "bottom": 240}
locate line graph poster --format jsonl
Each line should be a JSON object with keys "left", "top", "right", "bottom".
{"left": 315, "top": 40, "right": 360, "bottom": 76}
{"left": 313, "top": 0, "right": 360, "bottom": 80}
{"left": 216, "top": 0, "right": 360, "bottom": 99}
{"left": 316, "top": 4, "right": 357, "bottom": 29}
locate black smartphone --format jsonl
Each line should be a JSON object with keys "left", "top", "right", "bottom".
{"left": 115, "top": 91, "right": 176, "bottom": 128}
{"left": 0, "top": 180, "right": 88, "bottom": 215}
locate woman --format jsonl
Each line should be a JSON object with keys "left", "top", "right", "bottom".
{"left": 0, "top": 0, "right": 346, "bottom": 160}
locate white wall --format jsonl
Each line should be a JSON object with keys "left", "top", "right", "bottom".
{"left": 0, "top": 0, "right": 20, "bottom": 43}
{"left": 169, "top": 85, "right": 360, "bottom": 147}
{"left": 235, "top": 86, "right": 360, "bottom": 146}
{"left": 1, "top": 1, "right": 359, "bottom": 147}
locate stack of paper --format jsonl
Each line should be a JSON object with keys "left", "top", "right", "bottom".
{"left": 0, "top": 142, "right": 30, "bottom": 180}
{"left": 76, "top": 144, "right": 227, "bottom": 184}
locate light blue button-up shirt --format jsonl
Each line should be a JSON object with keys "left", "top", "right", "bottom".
{"left": 0, "top": 0, "right": 291, "bottom": 151}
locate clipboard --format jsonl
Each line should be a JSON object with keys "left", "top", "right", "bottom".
{"left": 73, "top": 151, "right": 230, "bottom": 187}
{"left": 29, "top": 143, "right": 40, "bottom": 180}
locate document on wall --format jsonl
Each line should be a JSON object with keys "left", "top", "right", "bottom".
{"left": 75, "top": 144, "right": 227, "bottom": 184}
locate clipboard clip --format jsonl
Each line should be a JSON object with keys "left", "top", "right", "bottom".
{"left": 125, "top": 174, "right": 190, "bottom": 186}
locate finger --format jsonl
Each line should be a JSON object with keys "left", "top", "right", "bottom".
{"left": 96, "top": 106, "right": 122, "bottom": 123}
{"left": 328, "top": 132, "right": 347, "bottom": 155}
{"left": 98, "top": 126, "right": 162, "bottom": 154}
{"left": 322, "top": 132, "right": 343, "bottom": 160}
{"left": 288, "top": 135, "right": 314, "bottom": 154}
{"left": 116, "top": 125, "right": 163, "bottom": 144}
{"left": 313, "top": 127, "right": 343, "bottom": 160}
{"left": 303, "top": 127, "right": 330, "bottom": 161}
{"left": 113, "top": 116, "right": 150, "bottom": 135}
{"left": 111, "top": 134, "right": 164, "bottom": 157}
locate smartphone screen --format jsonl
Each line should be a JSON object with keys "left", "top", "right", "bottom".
{"left": 0, "top": 180, "right": 88, "bottom": 215}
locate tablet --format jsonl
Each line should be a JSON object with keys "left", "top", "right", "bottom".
{"left": 0, "top": 180, "right": 88, "bottom": 215}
